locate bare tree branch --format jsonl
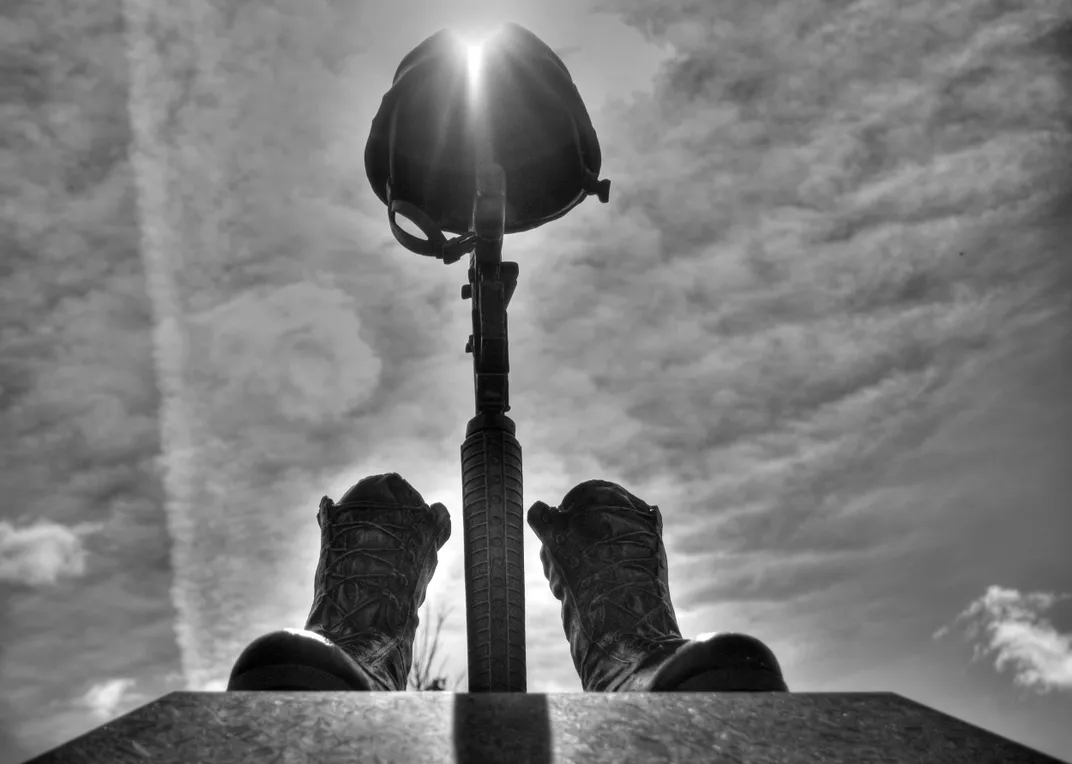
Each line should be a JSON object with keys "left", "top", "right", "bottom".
{"left": 409, "top": 599, "right": 458, "bottom": 691}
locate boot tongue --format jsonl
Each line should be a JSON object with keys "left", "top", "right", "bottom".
{"left": 338, "top": 472, "right": 427, "bottom": 508}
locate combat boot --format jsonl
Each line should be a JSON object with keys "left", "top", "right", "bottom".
{"left": 228, "top": 473, "right": 450, "bottom": 691}
{"left": 528, "top": 479, "right": 788, "bottom": 693}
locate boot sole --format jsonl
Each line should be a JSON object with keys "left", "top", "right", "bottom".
{"left": 228, "top": 663, "right": 368, "bottom": 692}
{"left": 669, "top": 667, "right": 789, "bottom": 692}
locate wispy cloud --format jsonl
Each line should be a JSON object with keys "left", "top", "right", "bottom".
{"left": 0, "top": 521, "right": 103, "bottom": 587}
{"left": 0, "top": 1, "right": 182, "bottom": 757}
{"left": 935, "top": 586, "right": 1072, "bottom": 694}
{"left": 77, "top": 678, "right": 144, "bottom": 720}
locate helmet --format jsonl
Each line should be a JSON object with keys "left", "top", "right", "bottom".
{"left": 364, "top": 23, "right": 610, "bottom": 258}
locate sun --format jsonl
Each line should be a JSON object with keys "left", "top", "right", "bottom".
{"left": 466, "top": 41, "right": 484, "bottom": 83}
{"left": 451, "top": 26, "right": 502, "bottom": 86}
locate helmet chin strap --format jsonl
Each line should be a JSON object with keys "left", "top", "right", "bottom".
{"left": 385, "top": 165, "right": 609, "bottom": 265}
{"left": 386, "top": 179, "right": 477, "bottom": 264}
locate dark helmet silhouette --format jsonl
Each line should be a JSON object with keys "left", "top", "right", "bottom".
{"left": 365, "top": 23, "right": 610, "bottom": 258}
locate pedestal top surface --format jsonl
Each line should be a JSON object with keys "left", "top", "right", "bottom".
{"left": 26, "top": 691, "right": 1066, "bottom": 764}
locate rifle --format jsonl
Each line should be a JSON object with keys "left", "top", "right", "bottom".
{"left": 458, "top": 159, "right": 525, "bottom": 692}
{"left": 457, "top": 39, "right": 524, "bottom": 691}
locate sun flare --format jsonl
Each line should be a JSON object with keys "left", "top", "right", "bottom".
{"left": 466, "top": 41, "right": 484, "bottom": 84}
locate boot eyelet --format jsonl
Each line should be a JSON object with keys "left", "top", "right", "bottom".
{"left": 555, "top": 533, "right": 568, "bottom": 546}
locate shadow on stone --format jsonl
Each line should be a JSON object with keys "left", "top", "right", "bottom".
{"left": 453, "top": 692, "right": 553, "bottom": 764}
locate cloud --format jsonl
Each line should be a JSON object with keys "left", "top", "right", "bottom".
{"left": 512, "top": 0, "right": 1071, "bottom": 570}
{"left": 184, "top": 282, "right": 382, "bottom": 426}
{"left": 936, "top": 585, "right": 1072, "bottom": 694}
{"left": 0, "top": 521, "right": 103, "bottom": 587}
{"left": 121, "top": 0, "right": 474, "bottom": 690}
{"left": 0, "top": 1, "right": 185, "bottom": 758}
{"left": 38, "top": 0, "right": 1067, "bottom": 715}
{"left": 77, "top": 678, "right": 143, "bottom": 719}
{"left": 500, "top": 0, "right": 1072, "bottom": 694}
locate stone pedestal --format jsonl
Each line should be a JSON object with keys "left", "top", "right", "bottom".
{"left": 24, "top": 691, "right": 1065, "bottom": 763}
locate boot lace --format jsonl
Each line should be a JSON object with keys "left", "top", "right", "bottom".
{"left": 316, "top": 514, "right": 419, "bottom": 649}
{"left": 575, "top": 529, "right": 666, "bottom": 628}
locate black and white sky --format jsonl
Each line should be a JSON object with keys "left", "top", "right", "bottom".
{"left": 1, "top": 0, "right": 1071, "bottom": 761}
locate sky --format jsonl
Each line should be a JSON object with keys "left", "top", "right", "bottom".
{"left": 1, "top": 0, "right": 1070, "bottom": 761}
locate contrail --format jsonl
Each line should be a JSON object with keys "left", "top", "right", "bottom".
{"left": 119, "top": 0, "right": 386, "bottom": 689}
{"left": 120, "top": 0, "right": 211, "bottom": 690}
